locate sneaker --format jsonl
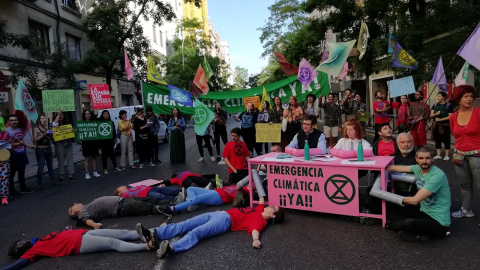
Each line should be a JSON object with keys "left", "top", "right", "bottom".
{"left": 139, "top": 164, "right": 144, "bottom": 169}
{"left": 103, "top": 169, "right": 109, "bottom": 175}
{"left": 136, "top": 223, "right": 152, "bottom": 243}
{"left": 218, "top": 157, "right": 225, "bottom": 165}
{"left": 187, "top": 205, "right": 199, "bottom": 212}
{"left": 85, "top": 173, "right": 91, "bottom": 180}
{"left": 130, "top": 165, "right": 137, "bottom": 169}
{"left": 115, "top": 167, "right": 122, "bottom": 172}
{"left": 215, "top": 174, "right": 223, "bottom": 188}
{"left": 148, "top": 162, "right": 155, "bottom": 167}
{"left": 20, "top": 188, "right": 33, "bottom": 194}
{"left": 180, "top": 187, "right": 186, "bottom": 201}
{"left": 173, "top": 191, "right": 185, "bottom": 206}
{"left": 93, "top": 171, "right": 101, "bottom": 177}
{"left": 451, "top": 208, "right": 474, "bottom": 218}
{"left": 216, "top": 157, "right": 221, "bottom": 161}
{"left": 443, "top": 156, "right": 450, "bottom": 161}
{"left": 398, "top": 231, "right": 429, "bottom": 242}
{"left": 1, "top": 197, "right": 7, "bottom": 205}
{"left": 156, "top": 205, "right": 173, "bottom": 216}
{"left": 434, "top": 155, "right": 442, "bottom": 160}
{"left": 204, "top": 183, "right": 212, "bottom": 190}
{"left": 197, "top": 157, "right": 204, "bottom": 163}
{"left": 232, "top": 191, "right": 244, "bottom": 207}
{"left": 210, "top": 156, "right": 216, "bottom": 162}
{"left": 156, "top": 240, "right": 172, "bottom": 259}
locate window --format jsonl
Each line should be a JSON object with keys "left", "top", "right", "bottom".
{"left": 62, "top": 0, "right": 78, "bottom": 11}
{"left": 152, "top": 25, "right": 157, "bottom": 43}
{"left": 66, "top": 34, "right": 81, "bottom": 61}
{"left": 159, "top": 30, "right": 163, "bottom": 47}
{"left": 28, "top": 21, "right": 50, "bottom": 54}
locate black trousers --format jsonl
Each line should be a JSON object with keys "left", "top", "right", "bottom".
{"left": 227, "top": 169, "right": 249, "bottom": 185}
{"left": 182, "top": 175, "right": 216, "bottom": 188}
{"left": 117, "top": 197, "right": 170, "bottom": 217}
{"left": 214, "top": 124, "right": 228, "bottom": 155}
{"left": 100, "top": 140, "right": 117, "bottom": 170}
{"left": 149, "top": 134, "right": 159, "bottom": 161}
{"left": 196, "top": 134, "right": 213, "bottom": 158}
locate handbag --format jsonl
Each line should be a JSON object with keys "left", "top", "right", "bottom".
{"left": 281, "top": 118, "right": 288, "bottom": 132}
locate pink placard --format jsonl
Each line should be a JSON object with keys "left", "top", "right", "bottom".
{"left": 88, "top": 84, "right": 113, "bottom": 109}
{"left": 267, "top": 164, "right": 359, "bottom": 216}
{"left": 129, "top": 179, "right": 162, "bottom": 187}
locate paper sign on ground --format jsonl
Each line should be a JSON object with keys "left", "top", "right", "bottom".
{"left": 42, "top": 90, "right": 75, "bottom": 112}
{"left": 256, "top": 123, "right": 281, "bottom": 143}
{"left": 88, "top": 84, "right": 113, "bottom": 109}
{"left": 52, "top": 124, "right": 75, "bottom": 142}
{"left": 387, "top": 76, "right": 416, "bottom": 98}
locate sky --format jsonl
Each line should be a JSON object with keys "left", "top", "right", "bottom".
{"left": 207, "top": 0, "right": 276, "bottom": 76}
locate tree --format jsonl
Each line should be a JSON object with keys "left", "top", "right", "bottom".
{"left": 233, "top": 66, "right": 248, "bottom": 89}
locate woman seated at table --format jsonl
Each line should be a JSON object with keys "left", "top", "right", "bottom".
{"left": 330, "top": 119, "right": 373, "bottom": 158}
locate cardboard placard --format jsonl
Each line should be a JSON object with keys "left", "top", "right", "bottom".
{"left": 89, "top": 84, "right": 113, "bottom": 109}
{"left": 42, "top": 90, "right": 75, "bottom": 112}
{"left": 243, "top": 96, "right": 260, "bottom": 109}
{"left": 255, "top": 123, "right": 281, "bottom": 143}
{"left": 52, "top": 124, "right": 75, "bottom": 142}
{"left": 75, "top": 121, "right": 113, "bottom": 141}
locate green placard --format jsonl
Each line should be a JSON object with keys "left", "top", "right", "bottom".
{"left": 42, "top": 90, "right": 75, "bottom": 112}
{"left": 75, "top": 121, "right": 113, "bottom": 141}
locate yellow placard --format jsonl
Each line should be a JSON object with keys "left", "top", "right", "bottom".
{"left": 243, "top": 96, "right": 260, "bottom": 109}
{"left": 52, "top": 124, "right": 75, "bottom": 142}
{"left": 255, "top": 123, "right": 281, "bottom": 143}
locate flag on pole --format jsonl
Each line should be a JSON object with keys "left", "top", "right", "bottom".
{"left": 338, "top": 62, "right": 349, "bottom": 80}
{"left": 455, "top": 61, "right": 470, "bottom": 86}
{"left": 392, "top": 42, "right": 419, "bottom": 70}
{"left": 193, "top": 98, "right": 214, "bottom": 135}
{"left": 202, "top": 55, "right": 214, "bottom": 81}
{"left": 14, "top": 78, "right": 38, "bottom": 123}
{"left": 297, "top": 58, "right": 318, "bottom": 88}
{"left": 273, "top": 52, "right": 298, "bottom": 75}
{"left": 357, "top": 21, "right": 369, "bottom": 59}
{"left": 147, "top": 55, "right": 167, "bottom": 85}
{"left": 316, "top": 40, "right": 356, "bottom": 77}
{"left": 258, "top": 87, "right": 271, "bottom": 111}
{"left": 388, "top": 33, "right": 399, "bottom": 53}
{"left": 124, "top": 48, "right": 134, "bottom": 80}
{"left": 193, "top": 64, "right": 209, "bottom": 94}
{"left": 431, "top": 56, "right": 447, "bottom": 91}
{"left": 189, "top": 81, "right": 203, "bottom": 98}
{"left": 321, "top": 51, "right": 329, "bottom": 63}
{"left": 457, "top": 23, "right": 480, "bottom": 70}
{"left": 167, "top": 84, "right": 193, "bottom": 107}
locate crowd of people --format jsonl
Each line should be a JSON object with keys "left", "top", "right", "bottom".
{"left": 0, "top": 85, "right": 478, "bottom": 268}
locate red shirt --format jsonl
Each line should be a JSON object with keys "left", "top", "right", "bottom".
{"left": 222, "top": 141, "right": 250, "bottom": 174}
{"left": 21, "top": 229, "right": 88, "bottom": 262}
{"left": 373, "top": 100, "right": 390, "bottom": 124}
{"left": 215, "top": 185, "right": 249, "bottom": 203}
{"left": 377, "top": 140, "right": 395, "bottom": 156}
{"left": 169, "top": 171, "right": 201, "bottom": 186}
{"left": 396, "top": 103, "right": 410, "bottom": 126}
{"left": 451, "top": 107, "right": 480, "bottom": 152}
{"left": 120, "top": 185, "right": 151, "bottom": 198}
{"left": 226, "top": 204, "right": 267, "bottom": 234}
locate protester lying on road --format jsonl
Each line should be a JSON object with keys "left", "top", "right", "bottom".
{"left": 160, "top": 171, "right": 217, "bottom": 188}
{"left": 114, "top": 184, "right": 184, "bottom": 203}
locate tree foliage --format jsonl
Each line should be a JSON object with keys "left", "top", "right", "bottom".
{"left": 233, "top": 66, "right": 249, "bottom": 89}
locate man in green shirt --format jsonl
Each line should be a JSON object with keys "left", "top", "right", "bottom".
{"left": 386, "top": 147, "right": 451, "bottom": 242}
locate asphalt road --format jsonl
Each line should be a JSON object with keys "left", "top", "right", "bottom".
{"left": 1, "top": 127, "right": 480, "bottom": 270}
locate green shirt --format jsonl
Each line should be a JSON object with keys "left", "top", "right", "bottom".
{"left": 410, "top": 165, "right": 451, "bottom": 227}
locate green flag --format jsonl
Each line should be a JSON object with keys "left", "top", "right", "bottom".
{"left": 202, "top": 55, "right": 214, "bottom": 80}
{"left": 193, "top": 98, "right": 214, "bottom": 135}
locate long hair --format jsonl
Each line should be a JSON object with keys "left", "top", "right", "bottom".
{"left": 82, "top": 110, "right": 96, "bottom": 121}
{"left": 172, "top": 107, "right": 182, "bottom": 118}
{"left": 289, "top": 96, "right": 299, "bottom": 107}
{"left": 343, "top": 119, "right": 365, "bottom": 139}
{"left": 101, "top": 110, "right": 111, "bottom": 121}
{"left": 35, "top": 114, "right": 46, "bottom": 127}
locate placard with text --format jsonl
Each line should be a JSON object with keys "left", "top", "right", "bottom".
{"left": 88, "top": 84, "right": 112, "bottom": 109}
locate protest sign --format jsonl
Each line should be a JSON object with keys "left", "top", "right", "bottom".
{"left": 88, "top": 84, "right": 113, "bottom": 109}
{"left": 256, "top": 123, "right": 281, "bottom": 143}
{"left": 42, "top": 90, "right": 75, "bottom": 112}
{"left": 52, "top": 124, "right": 75, "bottom": 141}
{"left": 243, "top": 96, "right": 260, "bottom": 109}
{"left": 0, "top": 92, "right": 8, "bottom": 103}
{"left": 75, "top": 121, "right": 113, "bottom": 141}
{"left": 387, "top": 76, "right": 416, "bottom": 98}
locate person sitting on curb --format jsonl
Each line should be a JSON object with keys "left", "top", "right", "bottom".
{"left": 136, "top": 191, "right": 284, "bottom": 259}
{"left": 372, "top": 123, "right": 399, "bottom": 157}
{"left": 68, "top": 196, "right": 180, "bottom": 229}
{"left": 114, "top": 185, "right": 185, "bottom": 203}
{"left": 285, "top": 115, "right": 327, "bottom": 156}
{"left": 386, "top": 147, "right": 451, "bottom": 242}
{"left": 160, "top": 171, "right": 217, "bottom": 188}
{"left": 3, "top": 228, "right": 154, "bottom": 270}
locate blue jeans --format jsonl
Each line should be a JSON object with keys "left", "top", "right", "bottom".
{"left": 35, "top": 148, "right": 55, "bottom": 185}
{"left": 156, "top": 211, "right": 231, "bottom": 253}
{"left": 147, "top": 187, "right": 181, "bottom": 201}
{"left": 173, "top": 187, "right": 223, "bottom": 212}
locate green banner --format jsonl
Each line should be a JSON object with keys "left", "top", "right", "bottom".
{"left": 143, "top": 72, "right": 330, "bottom": 115}
{"left": 42, "top": 90, "right": 75, "bottom": 112}
{"left": 75, "top": 121, "right": 113, "bottom": 141}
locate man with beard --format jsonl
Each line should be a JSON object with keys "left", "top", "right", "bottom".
{"left": 386, "top": 147, "right": 451, "bottom": 242}
{"left": 409, "top": 91, "right": 430, "bottom": 148}
{"left": 394, "top": 133, "right": 416, "bottom": 165}
{"left": 373, "top": 90, "right": 391, "bottom": 143}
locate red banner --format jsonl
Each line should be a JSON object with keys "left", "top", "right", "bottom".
{"left": 88, "top": 84, "right": 112, "bottom": 109}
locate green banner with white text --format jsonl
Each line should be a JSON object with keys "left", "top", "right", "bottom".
{"left": 142, "top": 72, "right": 330, "bottom": 115}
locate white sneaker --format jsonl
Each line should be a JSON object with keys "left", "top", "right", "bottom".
{"left": 197, "top": 157, "right": 204, "bottom": 163}
{"left": 204, "top": 183, "right": 212, "bottom": 190}
{"left": 139, "top": 164, "right": 144, "bottom": 169}
{"left": 93, "top": 171, "right": 101, "bottom": 177}
{"left": 85, "top": 173, "right": 91, "bottom": 180}
{"left": 451, "top": 208, "right": 474, "bottom": 218}
{"left": 210, "top": 156, "right": 216, "bottom": 162}
{"left": 434, "top": 155, "right": 442, "bottom": 160}
{"left": 218, "top": 157, "right": 225, "bottom": 165}
{"left": 103, "top": 169, "right": 109, "bottom": 174}
{"left": 443, "top": 156, "right": 450, "bottom": 161}
{"left": 187, "top": 205, "right": 199, "bottom": 212}
{"left": 148, "top": 162, "right": 155, "bottom": 167}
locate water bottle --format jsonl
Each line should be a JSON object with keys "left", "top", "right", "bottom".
{"left": 357, "top": 140, "right": 364, "bottom": 161}
{"left": 304, "top": 140, "right": 310, "bottom": 160}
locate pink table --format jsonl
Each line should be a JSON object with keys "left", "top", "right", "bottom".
{"left": 248, "top": 153, "right": 394, "bottom": 227}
